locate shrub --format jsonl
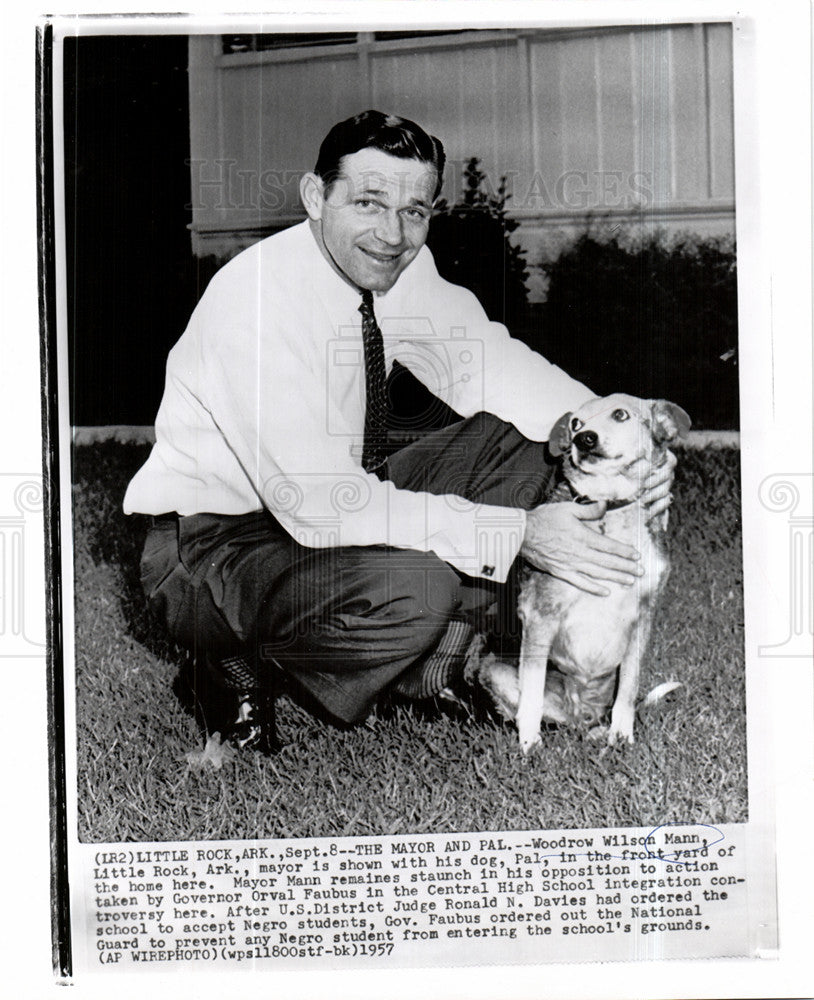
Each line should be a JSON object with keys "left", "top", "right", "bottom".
{"left": 398, "top": 196, "right": 739, "bottom": 432}
{"left": 535, "top": 225, "right": 739, "bottom": 429}
{"left": 427, "top": 157, "right": 530, "bottom": 329}
{"left": 389, "top": 158, "right": 532, "bottom": 435}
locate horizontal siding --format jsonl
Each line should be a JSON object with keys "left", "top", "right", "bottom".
{"left": 188, "top": 24, "right": 734, "bottom": 279}
{"left": 370, "top": 43, "right": 526, "bottom": 196}
{"left": 707, "top": 22, "right": 735, "bottom": 199}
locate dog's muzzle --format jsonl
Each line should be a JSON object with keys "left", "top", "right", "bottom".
{"left": 573, "top": 429, "right": 599, "bottom": 453}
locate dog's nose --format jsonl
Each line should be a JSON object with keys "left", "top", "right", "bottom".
{"left": 573, "top": 430, "right": 598, "bottom": 452}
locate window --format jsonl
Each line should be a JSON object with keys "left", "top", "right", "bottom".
{"left": 372, "top": 30, "right": 469, "bottom": 41}
{"left": 221, "top": 30, "right": 470, "bottom": 55}
{"left": 222, "top": 33, "right": 357, "bottom": 55}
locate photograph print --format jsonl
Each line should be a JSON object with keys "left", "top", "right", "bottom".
{"left": 62, "top": 22, "right": 744, "bottom": 844}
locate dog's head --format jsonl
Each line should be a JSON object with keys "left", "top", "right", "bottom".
{"left": 549, "top": 394, "right": 691, "bottom": 501}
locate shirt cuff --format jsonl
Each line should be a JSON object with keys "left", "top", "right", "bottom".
{"left": 439, "top": 505, "right": 526, "bottom": 583}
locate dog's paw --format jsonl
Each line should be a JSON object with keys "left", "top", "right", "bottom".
{"left": 476, "top": 653, "right": 520, "bottom": 721}
{"left": 519, "top": 732, "right": 543, "bottom": 755}
{"left": 606, "top": 724, "right": 635, "bottom": 746}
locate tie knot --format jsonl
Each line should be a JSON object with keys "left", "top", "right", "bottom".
{"left": 359, "top": 290, "right": 375, "bottom": 317}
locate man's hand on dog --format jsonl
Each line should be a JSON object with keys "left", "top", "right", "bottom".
{"left": 521, "top": 502, "right": 643, "bottom": 596}
{"left": 641, "top": 449, "right": 677, "bottom": 522}
{"left": 521, "top": 451, "right": 677, "bottom": 596}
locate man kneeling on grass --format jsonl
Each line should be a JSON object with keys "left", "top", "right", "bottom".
{"left": 124, "top": 110, "right": 673, "bottom": 750}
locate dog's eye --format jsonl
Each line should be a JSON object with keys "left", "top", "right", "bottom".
{"left": 570, "top": 418, "right": 583, "bottom": 432}
{"left": 611, "top": 409, "right": 630, "bottom": 422}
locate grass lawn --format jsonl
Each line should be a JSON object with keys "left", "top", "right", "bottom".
{"left": 72, "top": 442, "right": 746, "bottom": 843}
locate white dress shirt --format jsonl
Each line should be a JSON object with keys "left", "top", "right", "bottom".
{"left": 123, "top": 221, "right": 593, "bottom": 582}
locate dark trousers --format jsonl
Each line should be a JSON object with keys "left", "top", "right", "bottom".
{"left": 139, "top": 413, "right": 554, "bottom": 722}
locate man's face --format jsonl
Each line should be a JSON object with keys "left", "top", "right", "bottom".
{"left": 308, "top": 147, "right": 437, "bottom": 293}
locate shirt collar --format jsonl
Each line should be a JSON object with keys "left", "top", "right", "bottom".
{"left": 298, "top": 219, "right": 426, "bottom": 321}
{"left": 299, "top": 220, "right": 370, "bottom": 320}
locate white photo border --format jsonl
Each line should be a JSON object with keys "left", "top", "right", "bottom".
{"left": 4, "top": 2, "right": 811, "bottom": 998}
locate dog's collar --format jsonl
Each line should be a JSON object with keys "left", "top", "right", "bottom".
{"left": 563, "top": 480, "right": 638, "bottom": 510}
{"left": 572, "top": 493, "right": 637, "bottom": 510}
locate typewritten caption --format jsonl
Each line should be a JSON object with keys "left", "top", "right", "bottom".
{"left": 75, "top": 824, "right": 753, "bottom": 971}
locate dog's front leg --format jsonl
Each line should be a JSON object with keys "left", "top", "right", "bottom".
{"left": 608, "top": 615, "right": 652, "bottom": 745}
{"left": 517, "top": 617, "right": 557, "bottom": 754}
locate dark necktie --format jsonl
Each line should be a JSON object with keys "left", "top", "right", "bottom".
{"left": 359, "top": 290, "right": 388, "bottom": 473}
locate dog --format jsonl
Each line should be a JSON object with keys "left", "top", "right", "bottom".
{"left": 480, "top": 394, "right": 690, "bottom": 753}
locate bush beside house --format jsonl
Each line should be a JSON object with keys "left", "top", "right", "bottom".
{"left": 420, "top": 163, "right": 739, "bottom": 431}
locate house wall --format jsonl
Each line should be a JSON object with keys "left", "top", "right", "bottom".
{"left": 188, "top": 24, "right": 734, "bottom": 299}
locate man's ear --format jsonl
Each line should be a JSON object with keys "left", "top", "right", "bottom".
{"left": 299, "top": 172, "right": 325, "bottom": 221}
{"left": 650, "top": 400, "right": 692, "bottom": 444}
{"left": 548, "top": 411, "right": 573, "bottom": 457}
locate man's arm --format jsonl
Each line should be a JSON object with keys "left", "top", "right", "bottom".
{"left": 381, "top": 247, "right": 672, "bottom": 591}
{"left": 380, "top": 246, "right": 596, "bottom": 439}
{"left": 198, "top": 284, "right": 525, "bottom": 583}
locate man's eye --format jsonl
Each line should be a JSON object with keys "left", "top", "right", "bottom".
{"left": 570, "top": 418, "right": 583, "bottom": 431}
{"left": 403, "top": 208, "right": 428, "bottom": 222}
{"left": 612, "top": 409, "right": 630, "bottom": 422}
{"left": 355, "top": 200, "right": 382, "bottom": 212}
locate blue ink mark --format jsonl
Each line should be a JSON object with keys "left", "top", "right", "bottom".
{"left": 643, "top": 823, "right": 725, "bottom": 863}
{"left": 517, "top": 823, "right": 726, "bottom": 868}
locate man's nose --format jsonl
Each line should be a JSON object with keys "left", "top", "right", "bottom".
{"left": 573, "top": 430, "right": 598, "bottom": 452}
{"left": 374, "top": 211, "right": 404, "bottom": 246}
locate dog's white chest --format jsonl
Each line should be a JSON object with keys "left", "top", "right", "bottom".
{"left": 520, "top": 506, "right": 669, "bottom": 680}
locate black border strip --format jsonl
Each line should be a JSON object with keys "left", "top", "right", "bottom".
{"left": 36, "top": 20, "right": 72, "bottom": 979}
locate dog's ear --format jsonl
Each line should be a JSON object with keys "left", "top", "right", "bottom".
{"left": 650, "top": 400, "right": 692, "bottom": 444}
{"left": 548, "top": 411, "right": 573, "bottom": 457}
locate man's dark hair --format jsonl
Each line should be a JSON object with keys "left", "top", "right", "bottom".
{"left": 314, "top": 110, "right": 446, "bottom": 200}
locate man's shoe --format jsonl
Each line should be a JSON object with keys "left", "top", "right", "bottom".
{"left": 204, "top": 652, "right": 281, "bottom": 754}
{"left": 222, "top": 688, "right": 279, "bottom": 754}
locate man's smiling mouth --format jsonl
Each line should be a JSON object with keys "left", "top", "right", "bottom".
{"left": 360, "top": 247, "right": 402, "bottom": 264}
